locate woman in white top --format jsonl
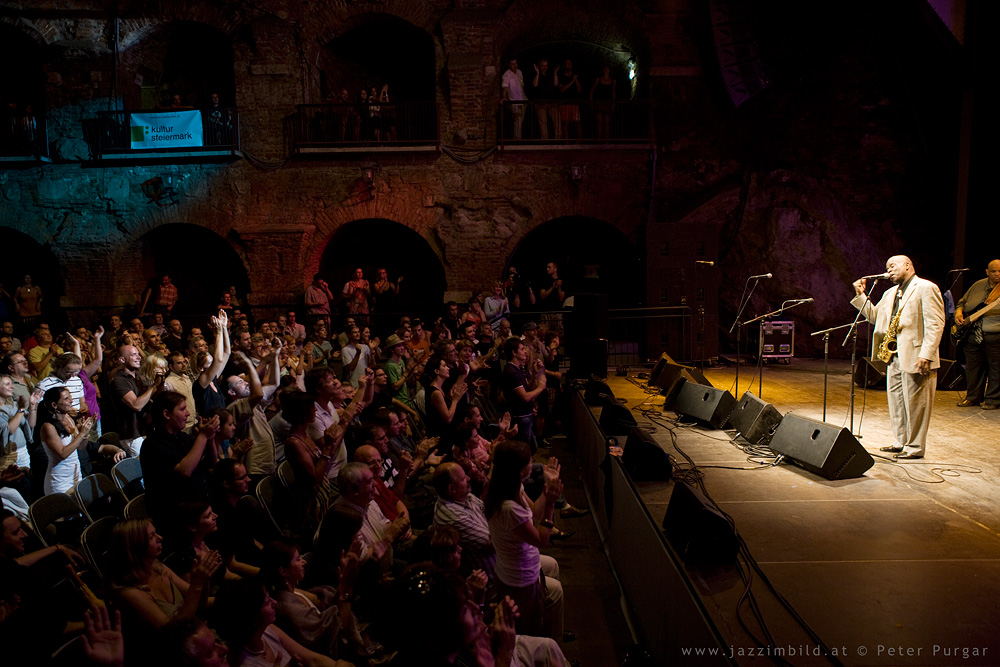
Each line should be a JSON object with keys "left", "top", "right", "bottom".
{"left": 484, "top": 439, "right": 566, "bottom": 642}
{"left": 0, "top": 373, "right": 42, "bottom": 469}
{"left": 36, "top": 386, "right": 94, "bottom": 495}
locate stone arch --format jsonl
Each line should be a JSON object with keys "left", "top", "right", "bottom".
{"left": 0, "top": 18, "right": 47, "bottom": 48}
{"left": 118, "top": 20, "right": 237, "bottom": 110}
{"left": 505, "top": 216, "right": 644, "bottom": 308}
{"left": 315, "top": 218, "right": 447, "bottom": 334}
{"left": 0, "top": 226, "right": 66, "bottom": 329}
{"left": 115, "top": 222, "right": 250, "bottom": 318}
{"left": 312, "top": 13, "right": 437, "bottom": 104}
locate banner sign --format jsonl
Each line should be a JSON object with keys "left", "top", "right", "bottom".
{"left": 129, "top": 110, "right": 203, "bottom": 149}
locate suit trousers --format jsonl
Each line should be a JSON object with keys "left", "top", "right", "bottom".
{"left": 885, "top": 358, "right": 936, "bottom": 456}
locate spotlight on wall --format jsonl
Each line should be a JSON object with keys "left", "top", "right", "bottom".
{"left": 570, "top": 165, "right": 585, "bottom": 181}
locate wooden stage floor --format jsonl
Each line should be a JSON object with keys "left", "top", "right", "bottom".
{"left": 600, "top": 358, "right": 1000, "bottom": 666}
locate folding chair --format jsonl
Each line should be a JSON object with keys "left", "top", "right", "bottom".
{"left": 28, "top": 492, "right": 91, "bottom": 548}
{"left": 277, "top": 460, "right": 296, "bottom": 489}
{"left": 111, "top": 457, "right": 144, "bottom": 499}
{"left": 75, "top": 474, "right": 126, "bottom": 522}
{"left": 81, "top": 516, "right": 119, "bottom": 580}
{"left": 124, "top": 493, "right": 148, "bottom": 520}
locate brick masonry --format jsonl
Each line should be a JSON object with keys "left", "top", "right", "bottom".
{"left": 0, "top": 0, "right": 963, "bottom": 359}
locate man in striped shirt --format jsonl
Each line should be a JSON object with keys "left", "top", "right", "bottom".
{"left": 432, "top": 462, "right": 496, "bottom": 581}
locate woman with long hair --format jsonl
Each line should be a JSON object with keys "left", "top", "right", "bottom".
{"left": 279, "top": 391, "right": 336, "bottom": 536}
{"left": 212, "top": 578, "right": 350, "bottom": 667}
{"left": 35, "top": 386, "right": 94, "bottom": 494}
{"left": 0, "top": 373, "right": 41, "bottom": 473}
{"left": 139, "top": 353, "right": 169, "bottom": 388}
{"left": 420, "top": 355, "right": 467, "bottom": 439}
{"left": 108, "top": 518, "right": 221, "bottom": 662}
{"left": 483, "top": 439, "right": 566, "bottom": 642}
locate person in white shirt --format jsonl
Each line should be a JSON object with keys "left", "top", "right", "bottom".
{"left": 502, "top": 58, "right": 527, "bottom": 140}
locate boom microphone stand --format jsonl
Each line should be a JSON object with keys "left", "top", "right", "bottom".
{"left": 842, "top": 279, "right": 881, "bottom": 436}
{"left": 743, "top": 299, "right": 813, "bottom": 399}
{"left": 810, "top": 321, "right": 857, "bottom": 421}
{"left": 729, "top": 275, "right": 767, "bottom": 396}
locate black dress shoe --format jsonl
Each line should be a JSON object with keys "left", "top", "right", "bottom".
{"left": 879, "top": 446, "right": 903, "bottom": 453}
{"left": 895, "top": 451, "right": 923, "bottom": 459}
{"left": 982, "top": 404, "right": 999, "bottom": 411}
{"left": 549, "top": 528, "right": 576, "bottom": 541}
{"left": 957, "top": 399, "right": 981, "bottom": 407}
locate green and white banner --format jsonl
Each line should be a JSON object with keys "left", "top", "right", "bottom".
{"left": 130, "top": 110, "right": 203, "bottom": 149}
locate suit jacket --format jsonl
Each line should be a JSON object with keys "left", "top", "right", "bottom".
{"left": 851, "top": 276, "right": 945, "bottom": 372}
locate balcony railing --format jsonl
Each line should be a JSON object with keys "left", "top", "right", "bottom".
{"left": 498, "top": 99, "right": 653, "bottom": 146}
{"left": 90, "top": 108, "right": 240, "bottom": 158}
{"left": 289, "top": 102, "right": 439, "bottom": 151}
{"left": 2, "top": 112, "right": 49, "bottom": 160}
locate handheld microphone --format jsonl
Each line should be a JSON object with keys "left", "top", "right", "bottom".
{"left": 695, "top": 261, "right": 715, "bottom": 266}
{"left": 794, "top": 297, "right": 815, "bottom": 304}
{"left": 861, "top": 273, "right": 890, "bottom": 280}
{"left": 948, "top": 268, "right": 969, "bottom": 273}
{"left": 750, "top": 273, "right": 773, "bottom": 280}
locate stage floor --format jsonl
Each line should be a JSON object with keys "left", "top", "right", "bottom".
{"left": 605, "top": 358, "right": 1000, "bottom": 666}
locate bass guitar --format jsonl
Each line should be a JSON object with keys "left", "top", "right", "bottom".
{"left": 951, "top": 286, "right": 1000, "bottom": 345}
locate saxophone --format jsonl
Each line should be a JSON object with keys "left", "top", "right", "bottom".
{"left": 877, "top": 310, "right": 902, "bottom": 363}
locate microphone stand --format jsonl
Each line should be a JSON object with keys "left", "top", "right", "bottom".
{"left": 811, "top": 321, "right": 857, "bottom": 421}
{"left": 743, "top": 299, "right": 812, "bottom": 399}
{"left": 729, "top": 276, "right": 765, "bottom": 395}
{"left": 842, "top": 279, "right": 881, "bottom": 436}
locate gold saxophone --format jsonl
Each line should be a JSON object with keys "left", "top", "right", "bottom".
{"left": 877, "top": 310, "right": 902, "bottom": 363}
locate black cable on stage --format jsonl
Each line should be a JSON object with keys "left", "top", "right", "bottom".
{"left": 629, "top": 402, "right": 846, "bottom": 666}
{"left": 873, "top": 458, "right": 983, "bottom": 483}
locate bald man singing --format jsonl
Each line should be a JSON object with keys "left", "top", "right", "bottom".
{"left": 852, "top": 256, "right": 945, "bottom": 459}
{"left": 954, "top": 259, "right": 1000, "bottom": 410}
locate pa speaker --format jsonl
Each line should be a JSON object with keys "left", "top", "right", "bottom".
{"left": 622, "top": 427, "right": 672, "bottom": 481}
{"left": 728, "top": 392, "right": 783, "bottom": 446}
{"left": 668, "top": 379, "right": 737, "bottom": 430}
{"left": 599, "top": 397, "right": 637, "bottom": 436}
{"left": 662, "top": 479, "right": 738, "bottom": 565}
{"left": 768, "top": 414, "right": 874, "bottom": 480}
{"left": 937, "top": 359, "right": 966, "bottom": 391}
{"left": 854, "top": 358, "right": 887, "bottom": 388}
{"left": 584, "top": 376, "right": 613, "bottom": 405}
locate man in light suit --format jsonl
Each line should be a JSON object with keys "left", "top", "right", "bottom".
{"left": 852, "top": 256, "right": 945, "bottom": 459}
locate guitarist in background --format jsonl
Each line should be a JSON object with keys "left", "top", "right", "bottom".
{"left": 954, "top": 259, "right": 1000, "bottom": 410}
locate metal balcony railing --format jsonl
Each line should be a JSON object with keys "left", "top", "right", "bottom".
{"left": 289, "top": 102, "right": 439, "bottom": 150}
{"left": 498, "top": 99, "right": 653, "bottom": 146}
{"left": 91, "top": 108, "right": 240, "bottom": 157}
{"left": 1, "top": 112, "right": 49, "bottom": 159}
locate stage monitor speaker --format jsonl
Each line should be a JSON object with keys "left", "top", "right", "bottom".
{"left": 668, "top": 379, "right": 737, "bottom": 430}
{"left": 854, "top": 357, "right": 887, "bottom": 388}
{"left": 599, "top": 397, "right": 638, "bottom": 436}
{"left": 623, "top": 426, "right": 672, "bottom": 481}
{"left": 570, "top": 339, "right": 609, "bottom": 380}
{"left": 768, "top": 413, "right": 874, "bottom": 480}
{"left": 584, "top": 376, "right": 613, "bottom": 405}
{"left": 938, "top": 359, "right": 967, "bottom": 391}
{"left": 662, "top": 479, "right": 738, "bottom": 565}
{"left": 728, "top": 392, "right": 783, "bottom": 445}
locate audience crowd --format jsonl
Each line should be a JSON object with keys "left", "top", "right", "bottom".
{"left": 0, "top": 260, "right": 584, "bottom": 667}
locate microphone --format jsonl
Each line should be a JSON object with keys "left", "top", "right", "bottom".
{"left": 695, "top": 261, "right": 715, "bottom": 266}
{"left": 948, "top": 268, "right": 969, "bottom": 273}
{"left": 861, "top": 273, "right": 890, "bottom": 280}
{"left": 792, "top": 297, "right": 815, "bottom": 305}
{"left": 749, "top": 273, "right": 773, "bottom": 280}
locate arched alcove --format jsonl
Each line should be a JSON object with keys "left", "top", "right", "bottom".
{"left": 120, "top": 21, "right": 236, "bottom": 109}
{"left": 0, "top": 227, "right": 66, "bottom": 329}
{"left": 317, "top": 219, "right": 445, "bottom": 336}
{"left": 318, "top": 16, "right": 435, "bottom": 103}
{"left": 505, "top": 217, "right": 643, "bottom": 309}
{"left": 123, "top": 223, "right": 249, "bottom": 317}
